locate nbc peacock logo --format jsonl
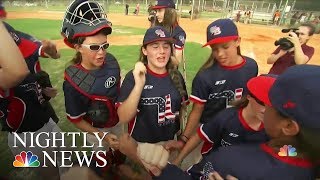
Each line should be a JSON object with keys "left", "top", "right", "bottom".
{"left": 13, "top": 151, "right": 40, "bottom": 167}
{"left": 278, "top": 145, "right": 297, "bottom": 157}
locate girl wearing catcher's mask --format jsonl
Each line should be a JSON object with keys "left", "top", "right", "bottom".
{"left": 61, "top": 0, "right": 123, "bottom": 156}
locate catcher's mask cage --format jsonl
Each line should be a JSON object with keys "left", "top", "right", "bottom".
{"left": 61, "top": 0, "right": 112, "bottom": 48}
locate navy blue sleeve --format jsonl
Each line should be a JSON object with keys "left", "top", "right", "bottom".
{"left": 173, "top": 30, "right": 186, "bottom": 49}
{"left": 153, "top": 164, "right": 194, "bottom": 180}
{"left": 190, "top": 73, "right": 210, "bottom": 104}
{"left": 16, "top": 30, "right": 40, "bottom": 43}
{"left": 63, "top": 80, "right": 89, "bottom": 122}
{"left": 198, "top": 110, "right": 225, "bottom": 144}
{"left": 249, "top": 58, "right": 259, "bottom": 77}
{"left": 155, "top": 158, "right": 216, "bottom": 180}
{"left": 117, "top": 70, "right": 135, "bottom": 104}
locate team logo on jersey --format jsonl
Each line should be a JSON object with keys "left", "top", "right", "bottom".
{"left": 214, "top": 80, "right": 226, "bottom": 85}
{"left": 209, "top": 26, "right": 221, "bottom": 36}
{"left": 140, "top": 94, "right": 178, "bottom": 125}
{"left": 155, "top": 29, "right": 166, "bottom": 37}
{"left": 208, "top": 88, "right": 243, "bottom": 108}
{"left": 20, "top": 82, "right": 45, "bottom": 105}
{"left": 104, "top": 76, "right": 116, "bottom": 88}
{"left": 179, "top": 35, "right": 185, "bottom": 44}
{"left": 144, "top": 85, "right": 153, "bottom": 90}
{"left": 221, "top": 139, "right": 232, "bottom": 146}
{"left": 229, "top": 132, "right": 239, "bottom": 137}
{"left": 235, "top": 88, "right": 243, "bottom": 100}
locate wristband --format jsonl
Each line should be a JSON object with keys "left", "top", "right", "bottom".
{"left": 178, "top": 134, "right": 189, "bottom": 144}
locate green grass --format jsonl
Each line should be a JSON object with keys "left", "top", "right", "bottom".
{"left": 0, "top": 42, "right": 210, "bottom": 178}
{"left": 4, "top": 19, "right": 146, "bottom": 40}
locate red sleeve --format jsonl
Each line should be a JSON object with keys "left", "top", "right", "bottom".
{"left": 272, "top": 46, "right": 281, "bottom": 55}
{"left": 303, "top": 46, "right": 315, "bottom": 62}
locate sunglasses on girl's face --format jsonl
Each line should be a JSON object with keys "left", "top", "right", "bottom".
{"left": 81, "top": 42, "right": 109, "bottom": 51}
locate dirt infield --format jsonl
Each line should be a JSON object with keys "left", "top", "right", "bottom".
{"left": 8, "top": 11, "right": 320, "bottom": 74}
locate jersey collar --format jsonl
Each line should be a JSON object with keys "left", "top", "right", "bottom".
{"left": 147, "top": 65, "right": 169, "bottom": 78}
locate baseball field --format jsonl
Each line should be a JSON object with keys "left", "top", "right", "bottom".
{"left": 0, "top": 8, "right": 319, "bottom": 179}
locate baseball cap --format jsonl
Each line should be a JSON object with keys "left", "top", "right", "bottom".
{"left": 247, "top": 75, "right": 277, "bottom": 106}
{"left": 61, "top": 0, "right": 112, "bottom": 48}
{"left": 203, "top": 19, "right": 239, "bottom": 47}
{"left": 261, "top": 65, "right": 320, "bottom": 130}
{"left": 152, "top": 0, "right": 175, "bottom": 9}
{"left": 143, "top": 26, "right": 174, "bottom": 45}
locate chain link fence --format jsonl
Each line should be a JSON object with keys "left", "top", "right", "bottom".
{"left": 4, "top": 0, "right": 320, "bottom": 28}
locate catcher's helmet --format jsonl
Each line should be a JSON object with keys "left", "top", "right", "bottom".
{"left": 61, "top": 0, "right": 112, "bottom": 48}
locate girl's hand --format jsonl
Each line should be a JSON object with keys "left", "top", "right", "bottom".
{"left": 133, "top": 62, "right": 146, "bottom": 88}
{"left": 104, "top": 133, "right": 119, "bottom": 150}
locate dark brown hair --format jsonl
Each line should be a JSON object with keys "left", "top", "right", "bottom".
{"left": 230, "top": 96, "right": 249, "bottom": 109}
{"left": 300, "top": 23, "right": 316, "bottom": 36}
{"left": 295, "top": 127, "right": 320, "bottom": 164}
{"left": 153, "top": 8, "right": 178, "bottom": 34}
{"left": 271, "top": 110, "right": 320, "bottom": 165}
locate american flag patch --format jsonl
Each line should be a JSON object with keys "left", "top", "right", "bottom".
{"left": 235, "top": 88, "right": 243, "bottom": 100}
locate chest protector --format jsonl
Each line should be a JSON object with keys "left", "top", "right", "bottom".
{"left": 64, "top": 54, "right": 120, "bottom": 128}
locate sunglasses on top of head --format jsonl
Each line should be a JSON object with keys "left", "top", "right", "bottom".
{"left": 81, "top": 42, "right": 109, "bottom": 51}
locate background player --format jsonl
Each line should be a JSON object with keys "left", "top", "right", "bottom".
{"left": 152, "top": 0, "right": 186, "bottom": 66}
{"left": 137, "top": 65, "right": 320, "bottom": 179}
{"left": 180, "top": 19, "right": 258, "bottom": 153}
{"left": 61, "top": 1, "right": 123, "bottom": 175}
{"left": 172, "top": 75, "right": 272, "bottom": 166}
